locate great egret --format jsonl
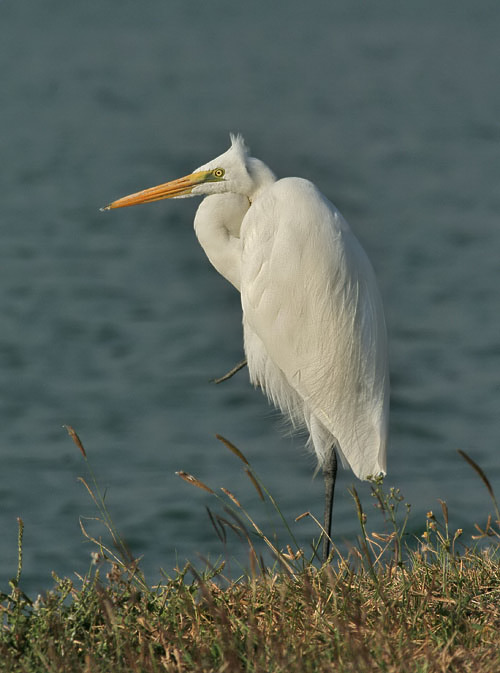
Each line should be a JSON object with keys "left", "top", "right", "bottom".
{"left": 102, "top": 134, "right": 389, "bottom": 562}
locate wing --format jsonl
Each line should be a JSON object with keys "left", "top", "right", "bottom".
{"left": 240, "top": 178, "right": 389, "bottom": 479}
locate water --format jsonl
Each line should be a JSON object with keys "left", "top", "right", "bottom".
{"left": 1, "top": 1, "right": 499, "bottom": 593}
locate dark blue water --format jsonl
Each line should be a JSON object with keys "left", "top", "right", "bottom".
{"left": 1, "top": 1, "right": 499, "bottom": 594}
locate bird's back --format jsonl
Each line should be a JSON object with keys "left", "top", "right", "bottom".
{"left": 240, "top": 177, "right": 389, "bottom": 479}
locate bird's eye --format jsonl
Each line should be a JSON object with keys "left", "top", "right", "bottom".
{"left": 213, "top": 168, "right": 225, "bottom": 178}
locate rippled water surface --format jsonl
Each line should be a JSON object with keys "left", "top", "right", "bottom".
{"left": 1, "top": 1, "right": 499, "bottom": 592}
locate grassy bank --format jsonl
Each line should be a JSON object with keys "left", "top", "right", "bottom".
{"left": 1, "top": 433, "right": 499, "bottom": 672}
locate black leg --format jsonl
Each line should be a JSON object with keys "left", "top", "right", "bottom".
{"left": 322, "top": 446, "right": 337, "bottom": 563}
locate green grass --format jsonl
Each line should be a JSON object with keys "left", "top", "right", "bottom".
{"left": 1, "top": 430, "right": 499, "bottom": 672}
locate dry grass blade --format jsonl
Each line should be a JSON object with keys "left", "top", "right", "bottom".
{"left": 221, "top": 488, "right": 242, "bottom": 508}
{"left": 244, "top": 468, "right": 265, "bottom": 501}
{"left": 11, "top": 517, "right": 24, "bottom": 591}
{"left": 458, "top": 450, "right": 500, "bottom": 521}
{"left": 248, "top": 526, "right": 295, "bottom": 575}
{"left": 216, "top": 434, "right": 250, "bottom": 465}
{"left": 206, "top": 506, "right": 227, "bottom": 543}
{"left": 438, "top": 499, "right": 449, "bottom": 525}
{"left": 216, "top": 512, "right": 248, "bottom": 542}
{"left": 295, "top": 511, "right": 311, "bottom": 523}
{"left": 350, "top": 486, "right": 377, "bottom": 580}
{"left": 211, "top": 358, "right": 247, "bottom": 384}
{"left": 64, "top": 424, "right": 86, "bottom": 458}
{"left": 77, "top": 477, "right": 100, "bottom": 509}
{"left": 79, "top": 518, "right": 124, "bottom": 568}
{"left": 295, "top": 510, "right": 332, "bottom": 562}
{"left": 176, "top": 471, "right": 215, "bottom": 495}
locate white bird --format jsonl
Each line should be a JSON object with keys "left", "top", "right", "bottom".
{"left": 102, "top": 134, "right": 389, "bottom": 562}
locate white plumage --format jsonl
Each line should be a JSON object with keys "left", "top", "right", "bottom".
{"left": 103, "top": 134, "right": 389, "bottom": 561}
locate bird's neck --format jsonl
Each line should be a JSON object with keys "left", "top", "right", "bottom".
{"left": 194, "top": 193, "right": 251, "bottom": 291}
{"left": 246, "top": 158, "right": 276, "bottom": 202}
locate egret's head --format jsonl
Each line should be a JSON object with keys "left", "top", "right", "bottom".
{"left": 101, "top": 134, "right": 272, "bottom": 211}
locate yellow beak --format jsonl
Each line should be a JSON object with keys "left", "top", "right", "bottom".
{"left": 101, "top": 170, "right": 213, "bottom": 210}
